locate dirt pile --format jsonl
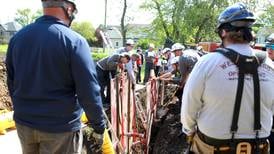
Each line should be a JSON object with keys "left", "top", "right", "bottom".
{"left": 135, "top": 83, "right": 189, "bottom": 153}
{"left": 151, "top": 102, "right": 189, "bottom": 154}
{"left": 0, "top": 60, "right": 12, "bottom": 111}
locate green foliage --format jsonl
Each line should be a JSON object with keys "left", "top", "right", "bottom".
{"left": 143, "top": 0, "right": 273, "bottom": 45}
{"left": 257, "top": 5, "right": 274, "bottom": 28}
{"left": 141, "top": 0, "right": 229, "bottom": 44}
{"left": 136, "top": 39, "right": 150, "bottom": 49}
{"left": 71, "top": 21, "right": 97, "bottom": 46}
{"left": 136, "top": 38, "right": 160, "bottom": 49}
{"left": 91, "top": 52, "right": 108, "bottom": 62}
{"left": 0, "top": 44, "right": 8, "bottom": 54}
{"left": 15, "top": 9, "right": 42, "bottom": 27}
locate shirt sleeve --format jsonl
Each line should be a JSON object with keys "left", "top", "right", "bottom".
{"left": 5, "top": 38, "right": 14, "bottom": 96}
{"left": 179, "top": 56, "right": 189, "bottom": 82}
{"left": 107, "top": 54, "right": 119, "bottom": 70}
{"left": 71, "top": 38, "right": 106, "bottom": 134}
{"left": 126, "top": 60, "right": 136, "bottom": 84}
{"left": 181, "top": 58, "right": 206, "bottom": 135}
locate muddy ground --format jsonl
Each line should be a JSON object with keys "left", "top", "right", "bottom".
{"left": 0, "top": 59, "right": 12, "bottom": 111}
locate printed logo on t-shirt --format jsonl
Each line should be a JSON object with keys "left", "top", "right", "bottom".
{"left": 219, "top": 61, "right": 270, "bottom": 81}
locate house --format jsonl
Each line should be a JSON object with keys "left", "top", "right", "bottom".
{"left": 0, "top": 22, "right": 22, "bottom": 44}
{"left": 97, "top": 24, "right": 151, "bottom": 48}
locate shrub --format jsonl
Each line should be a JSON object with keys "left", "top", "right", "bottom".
{"left": 91, "top": 52, "right": 108, "bottom": 62}
{"left": 0, "top": 44, "right": 8, "bottom": 54}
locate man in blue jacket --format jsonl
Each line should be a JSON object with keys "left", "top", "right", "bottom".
{"left": 5, "top": 0, "right": 105, "bottom": 153}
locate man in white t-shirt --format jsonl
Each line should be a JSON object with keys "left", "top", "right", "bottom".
{"left": 181, "top": 3, "right": 274, "bottom": 154}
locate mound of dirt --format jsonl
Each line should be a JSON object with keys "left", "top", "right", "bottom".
{"left": 151, "top": 102, "right": 189, "bottom": 154}
{"left": 0, "top": 59, "right": 12, "bottom": 111}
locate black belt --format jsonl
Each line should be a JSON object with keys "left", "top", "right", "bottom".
{"left": 197, "top": 130, "right": 268, "bottom": 147}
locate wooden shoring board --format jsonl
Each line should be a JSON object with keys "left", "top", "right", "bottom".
{"left": 110, "top": 78, "right": 119, "bottom": 151}
{"left": 146, "top": 82, "right": 151, "bottom": 115}
{"left": 145, "top": 82, "right": 151, "bottom": 154}
{"left": 127, "top": 81, "right": 135, "bottom": 153}
{"left": 160, "top": 80, "right": 165, "bottom": 106}
{"left": 120, "top": 76, "right": 129, "bottom": 152}
{"left": 145, "top": 80, "right": 159, "bottom": 154}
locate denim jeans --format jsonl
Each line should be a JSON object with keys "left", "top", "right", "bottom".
{"left": 16, "top": 123, "right": 82, "bottom": 154}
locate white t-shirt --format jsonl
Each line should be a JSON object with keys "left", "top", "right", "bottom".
{"left": 167, "top": 53, "right": 175, "bottom": 72}
{"left": 181, "top": 44, "right": 274, "bottom": 139}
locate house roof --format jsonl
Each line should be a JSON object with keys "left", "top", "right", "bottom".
{"left": 97, "top": 24, "right": 151, "bottom": 39}
{"left": 0, "top": 25, "right": 5, "bottom": 31}
{"left": 2, "top": 22, "right": 22, "bottom": 32}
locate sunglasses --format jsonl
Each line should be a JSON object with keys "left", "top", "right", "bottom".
{"left": 266, "top": 44, "right": 274, "bottom": 50}
{"left": 265, "top": 44, "right": 274, "bottom": 50}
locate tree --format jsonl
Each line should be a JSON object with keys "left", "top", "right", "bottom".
{"left": 14, "top": 9, "right": 42, "bottom": 27}
{"left": 71, "top": 21, "right": 97, "bottom": 46}
{"left": 142, "top": 0, "right": 228, "bottom": 44}
{"left": 136, "top": 38, "right": 153, "bottom": 49}
{"left": 257, "top": 4, "right": 274, "bottom": 28}
{"left": 121, "top": 0, "right": 128, "bottom": 46}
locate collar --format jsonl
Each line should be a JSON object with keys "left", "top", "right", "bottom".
{"left": 35, "top": 15, "right": 68, "bottom": 27}
{"left": 226, "top": 43, "right": 253, "bottom": 56}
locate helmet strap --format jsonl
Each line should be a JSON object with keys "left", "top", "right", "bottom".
{"left": 42, "top": 1, "right": 77, "bottom": 26}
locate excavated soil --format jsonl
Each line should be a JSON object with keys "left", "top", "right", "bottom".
{"left": 135, "top": 83, "right": 189, "bottom": 154}
{"left": 0, "top": 57, "right": 12, "bottom": 111}
{"left": 151, "top": 102, "right": 189, "bottom": 154}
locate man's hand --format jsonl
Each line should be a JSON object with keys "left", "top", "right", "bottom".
{"left": 83, "top": 126, "right": 104, "bottom": 154}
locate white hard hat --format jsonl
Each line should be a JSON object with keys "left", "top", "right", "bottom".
{"left": 162, "top": 60, "right": 168, "bottom": 64}
{"left": 170, "top": 57, "right": 179, "bottom": 65}
{"left": 171, "top": 43, "right": 185, "bottom": 52}
{"left": 126, "top": 39, "right": 134, "bottom": 45}
{"left": 162, "top": 48, "right": 171, "bottom": 54}
{"left": 197, "top": 46, "right": 203, "bottom": 51}
{"left": 149, "top": 43, "right": 155, "bottom": 49}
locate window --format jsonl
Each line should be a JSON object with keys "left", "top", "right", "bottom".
{"left": 116, "top": 42, "right": 119, "bottom": 47}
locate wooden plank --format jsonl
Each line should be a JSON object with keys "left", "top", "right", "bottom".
{"left": 110, "top": 78, "right": 118, "bottom": 150}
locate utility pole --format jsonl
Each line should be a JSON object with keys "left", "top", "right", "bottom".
{"left": 103, "top": 0, "right": 107, "bottom": 53}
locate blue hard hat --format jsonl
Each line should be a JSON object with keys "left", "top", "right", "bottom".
{"left": 217, "top": 2, "right": 255, "bottom": 29}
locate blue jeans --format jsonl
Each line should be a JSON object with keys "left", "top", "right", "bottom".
{"left": 16, "top": 123, "right": 82, "bottom": 154}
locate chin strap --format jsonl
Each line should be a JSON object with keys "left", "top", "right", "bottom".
{"left": 42, "top": 1, "right": 77, "bottom": 26}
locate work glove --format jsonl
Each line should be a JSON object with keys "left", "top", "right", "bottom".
{"left": 83, "top": 126, "right": 104, "bottom": 154}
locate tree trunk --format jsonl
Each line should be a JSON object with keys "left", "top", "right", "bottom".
{"left": 121, "top": 0, "right": 127, "bottom": 46}
{"left": 153, "top": 0, "right": 170, "bottom": 38}
{"left": 194, "top": 0, "right": 216, "bottom": 43}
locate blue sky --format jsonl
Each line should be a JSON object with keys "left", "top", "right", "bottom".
{"left": 0, "top": 0, "right": 154, "bottom": 27}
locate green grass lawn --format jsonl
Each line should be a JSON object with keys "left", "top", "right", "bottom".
{"left": 0, "top": 44, "right": 8, "bottom": 55}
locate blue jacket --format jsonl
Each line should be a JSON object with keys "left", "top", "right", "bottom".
{"left": 6, "top": 16, "right": 105, "bottom": 134}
